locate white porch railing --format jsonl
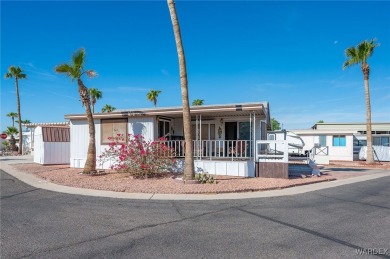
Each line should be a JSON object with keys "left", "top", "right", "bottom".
{"left": 161, "top": 140, "right": 252, "bottom": 160}
{"left": 255, "top": 140, "right": 288, "bottom": 163}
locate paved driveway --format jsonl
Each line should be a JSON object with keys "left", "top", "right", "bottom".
{"left": 1, "top": 170, "right": 389, "bottom": 259}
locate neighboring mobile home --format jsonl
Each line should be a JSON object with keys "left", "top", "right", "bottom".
{"left": 290, "top": 129, "right": 355, "bottom": 164}
{"left": 291, "top": 122, "right": 390, "bottom": 163}
{"left": 312, "top": 122, "right": 390, "bottom": 149}
{"left": 65, "top": 102, "right": 271, "bottom": 177}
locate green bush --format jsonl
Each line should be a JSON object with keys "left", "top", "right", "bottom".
{"left": 2, "top": 141, "right": 10, "bottom": 151}
{"left": 195, "top": 172, "right": 215, "bottom": 184}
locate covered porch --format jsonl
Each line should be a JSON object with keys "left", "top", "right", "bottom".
{"left": 152, "top": 103, "right": 271, "bottom": 177}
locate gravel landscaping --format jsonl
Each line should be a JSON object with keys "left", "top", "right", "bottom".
{"left": 6, "top": 163, "right": 354, "bottom": 194}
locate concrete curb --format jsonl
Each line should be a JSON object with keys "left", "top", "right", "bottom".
{"left": 1, "top": 156, "right": 389, "bottom": 200}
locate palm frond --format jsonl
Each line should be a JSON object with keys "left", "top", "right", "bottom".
{"left": 343, "top": 47, "right": 359, "bottom": 69}
{"left": 101, "top": 104, "right": 116, "bottom": 113}
{"left": 55, "top": 64, "right": 76, "bottom": 79}
{"left": 356, "top": 38, "right": 380, "bottom": 63}
{"left": 9, "top": 66, "right": 18, "bottom": 74}
{"left": 5, "top": 66, "right": 27, "bottom": 79}
{"left": 5, "top": 126, "right": 19, "bottom": 136}
{"left": 73, "top": 48, "right": 85, "bottom": 71}
{"left": 89, "top": 88, "right": 102, "bottom": 99}
{"left": 85, "top": 70, "right": 98, "bottom": 78}
{"left": 343, "top": 38, "right": 379, "bottom": 71}
{"left": 18, "top": 73, "right": 27, "bottom": 79}
{"left": 6, "top": 112, "right": 18, "bottom": 117}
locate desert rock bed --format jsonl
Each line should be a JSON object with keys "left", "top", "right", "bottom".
{"left": 9, "top": 163, "right": 380, "bottom": 194}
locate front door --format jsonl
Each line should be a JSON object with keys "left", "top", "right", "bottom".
{"left": 225, "top": 122, "right": 237, "bottom": 140}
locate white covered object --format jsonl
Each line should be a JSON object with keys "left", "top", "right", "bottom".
{"left": 34, "top": 126, "right": 70, "bottom": 165}
{"left": 359, "top": 146, "right": 390, "bottom": 161}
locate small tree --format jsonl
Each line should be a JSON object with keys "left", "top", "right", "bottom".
{"left": 101, "top": 104, "right": 116, "bottom": 113}
{"left": 89, "top": 88, "right": 102, "bottom": 113}
{"left": 271, "top": 118, "right": 281, "bottom": 131}
{"left": 98, "top": 134, "right": 176, "bottom": 178}
{"left": 6, "top": 112, "right": 18, "bottom": 127}
{"left": 192, "top": 99, "right": 204, "bottom": 106}
{"left": 317, "top": 120, "right": 324, "bottom": 123}
{"left": 2, "top": 141, "right": 10, "bottom": 151}
{"left": 4, "top": 126, "right": 18, "bottom": 151}
{"left": 146, "top": 89, "right": 162, "bottom": 108}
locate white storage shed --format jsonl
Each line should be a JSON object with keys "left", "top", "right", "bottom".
{"left": 33, "top": 125, "right": 70, "bottom": 165}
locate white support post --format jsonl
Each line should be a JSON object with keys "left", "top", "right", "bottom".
{"left": 200, "top": 114, "right": 202, "bottom": 160}
{"left": 249, "top": 112, "right": 252, "bottom": 161}
{"left": 253, "top": 112, "right": 256, "bottom": 163}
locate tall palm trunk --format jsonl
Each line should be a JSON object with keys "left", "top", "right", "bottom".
{"left": 10, "top": 136, "right": 17, "bottom": 151}
{"left": 167, "top": 0, "right": 194, "bottom": 180}
{"left": 15, "top": 78, "right": 23, "bottom": 155}
{"left": 91, "top": 97, "right": 96, "bottom": 113}
{"left": 362, "top": 63, "right": 374, "bottom": 164}
{"left": 78, "top": 79, "right": 97, "bottom": 173}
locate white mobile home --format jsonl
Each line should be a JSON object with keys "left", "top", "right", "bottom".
{"left": 290, "top": 129, "right": 355, "bottom": 164}
{"left": 65, "top": 102, "right": 271, "bottom": 177}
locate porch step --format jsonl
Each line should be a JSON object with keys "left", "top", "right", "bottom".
{"left": 288, "top": 163, "right": 313, "bottom": 177}
{"left": 288, "top": 156, "right": 308, "bottom": 163}
{"left": 288, "top": 160, "right": 321, "bottom": 177}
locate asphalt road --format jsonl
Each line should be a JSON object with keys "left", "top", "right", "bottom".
{"left": 1, "top": 169, "right": 389, "bottom": 259}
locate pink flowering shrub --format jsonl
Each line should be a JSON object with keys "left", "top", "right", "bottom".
{"left": 98, "top": 134, "right": 176, "bottom": 178}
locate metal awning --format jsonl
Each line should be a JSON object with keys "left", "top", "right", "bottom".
{"left": 64, "top": 102, "right": 269, "bottom": 120}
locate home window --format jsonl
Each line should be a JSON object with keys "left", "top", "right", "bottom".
{"left": 319, "top": 135, "right": 326, "bottom": 147}
{"left": 373, "top": 137, "right": 381, "bottom": 146}
{"left": 381, "top": 137, "right": 389, "bottom": 146}
{"left": 333, "top": 135, "right": 346, "bottom": 147}
{"left": 101, "top": 119, "right": 127, "bottom": 144}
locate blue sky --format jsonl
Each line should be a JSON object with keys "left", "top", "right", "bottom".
{"left": 1, "top": 1, "right": 389, "bottom": 132}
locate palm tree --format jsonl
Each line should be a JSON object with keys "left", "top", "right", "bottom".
{"left": 4, "top": 126, "right": 18, "bottom": 151}
{"left": 16, "top": 119, "right": 31, "bottom": 124}
{"left": 5, "top": 66, "right": 27, "bottom": 155}
{"left": 6, "top": 112, "right": 18, "bottom": 127}
{"left": 146, "top": 90, "right": 162, "bottom": 108}
{"left": 167, "top": 0, "right": 194, "bottom": 180}
{"left": 55, "top": 48, "right": 98, "bottom": 174}
{"left": 88, "top": 88, "right": 102, "bottom": 113}
{"left": 16, "top": 119, "right": 31, "bottom": 131}
{"left": 343, "top": 38, "right": 379, "bottom": 164}
{"left": 101, "top": 104, "right": 116, "bottom": 113}
{"left": 192, "top": 99, "right": 204, "bottom": 106}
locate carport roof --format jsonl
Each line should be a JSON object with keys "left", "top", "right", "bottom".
{"left": 65, "top": 102, "right": 270, "bottom": 122}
